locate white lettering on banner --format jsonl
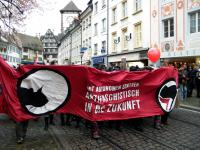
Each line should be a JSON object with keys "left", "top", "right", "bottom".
{"left": 85, "top": 82, "right": 141, "bottom": 114}
{"left": 85, "top": 102, "right": 92, "bottom": 112}
{"left": 106, "top": 100, "right": 140, "bottom": 113}
{"left": 87, "top": 82, "right": 139, "bottom": 93}
{"left": 85, "top": 89, "right": 140, "bottom": 103}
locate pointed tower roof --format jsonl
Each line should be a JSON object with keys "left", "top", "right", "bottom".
{"left": 60, "top": 1, "right": 81, "bottom": 13}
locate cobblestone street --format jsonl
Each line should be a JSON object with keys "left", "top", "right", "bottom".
{"left": 0, "top": 108, "right": 200, "bottom": 150}
{"left": 0, "top": 115, "right": 59, "bottom": 150}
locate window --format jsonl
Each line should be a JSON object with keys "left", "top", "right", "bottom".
{"left": 134, "top": 0, "right": 142, "bottom": 12}
{"left": 94, "top": 23, "right": 98, "bottom": 35}
{"left": 122, "top": 28, "right": 128, "bottom": 49}
{"left": 89, "top": 16, "right": 91, "bottom": 26}
{"left": 94, "top": 44, "right": 98, "bottom": 55}
{"left": 102, "top": 0, "right": 106, "bottom": 8}
{"left": 112, "top": 32, "right": 117, "bottom": 53}
{"left": 122, "top": 1, "right": 128, "bottom": 18}
{"left": 101, "top": 41, "right": 106, "bottom": 53}
{"left": 94, "top": 2, "right": 98, "bottom": 14}
{"left": 86, "top": 19, "right": 88, "bottom": 29}
{"left": 102, "top": 18, "right": 106, "bottom": 32}
{"left": 23, "top": 49, "right": 28, "bottom": 53}
{"left": 134, "top": 23, "right": 142, "bottom": 48}
{"left": 163, "top": 18, "right": 174, "bottom": 38}
{"left": 112, "top": 7, "right": 117, "bottom": 23}
{"left": 190, "top": 11, "right": 200, "bottom": 33}
{"left": 86, "top": 39, "right": 88, "bottom": 47}
{"left": 89, "top": 37, "right": 91, "bottom": 48}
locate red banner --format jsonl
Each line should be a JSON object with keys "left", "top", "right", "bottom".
{"left": 0, "top": 57, "right": 178, "bottom": 122}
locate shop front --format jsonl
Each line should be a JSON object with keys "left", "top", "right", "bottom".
{"left": 161, "top": 50, "right": 200, "bottom": 110}
{"left": 92, "top": 55, "right": 107, "bottom": 69}
{"left": 108, "top": 50, "right": 148, "bottom": 70}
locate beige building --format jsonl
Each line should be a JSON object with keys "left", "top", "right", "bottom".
{"left": 150, "top": 0, "right": 200, "bottom": 66}
{"left": 108, "top": 0, "right": 150, "bottom": 69}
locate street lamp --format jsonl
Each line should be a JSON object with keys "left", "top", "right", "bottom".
{"left": 114, "top": 37, "right": 120, "bottom": 44}
{"left": 80, "top": 51, "right": 84, "bottom": 65}
{"left": 125, "top": 33, "right": 132, "bottom": 41}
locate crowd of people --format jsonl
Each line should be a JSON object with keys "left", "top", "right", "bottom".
{"left": 14, "top": 63, "right": 171, "bottom": 144}
{"left": 5, "top": 62, "right": 200, "bottom": 144}
{"left": 177, "top": 63, "right": 200, "bottom": 100}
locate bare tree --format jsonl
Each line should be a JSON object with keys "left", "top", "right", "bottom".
{"left": 0, "top": 0, "right": 39, "bottom": 34}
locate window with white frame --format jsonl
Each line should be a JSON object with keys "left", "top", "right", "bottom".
{"left": 94, "top": 2, "right": 98, "bottom": 14}
{"left": 94, "top": 23, "right": 98, "bottom": 35}
{"left": 134, "top": 23, "right": 142, "bottom": 48}
{"left": 86, "top": 39, "right": 88, "bottom": 47}
{"left": 112, "top": 7, "right": 117, "bottom": 23}
{"left": 122, "top": 28, "right": 128, "bottom": 50}
{"left": 101, "top": 41, "right": 106, "bottom": 53}
{"left": 94, "top": 44, "right": 98, "bottom": 55}
{"left": 112, "top": 32, "right": 117, "bottom": 52}
{"left": 134, "top": 0, "right": 142, "bottom": 12}
{"left": 89, "top": 16, "right": 91, "bottom": 26}
{"left": 102, "top": 18, "right": 106, "bottom": 32}
{"left": 102, "top": 0, "right": 106, "bottom": 8}
{"left": 190, "top": 11, "right": 200, "bottom": 34}
{"left": 89, "top": 37, "right": 91, "bottom": 48}
{"left": 163, "top": 18, "right": 174, "bottom": 38}
{"left": 86, "top": 19, "right": 88, "bottom": 29}
{"left": 122, "top": 1, "right": 128, "bottom": 18}
{"left": 83, "top": 21, "right": 85, "bottom": 30}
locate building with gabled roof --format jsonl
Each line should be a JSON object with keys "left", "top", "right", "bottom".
{"left": 40, "top": 29, "right": 58, "bottom": 64}
{"left": 60, "top": 1, "right": 82, "bottom": 33}
{"left": 16, "top": 33, "right": 43, "bottom": 64}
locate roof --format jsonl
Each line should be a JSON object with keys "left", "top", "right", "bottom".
{"left": 16, "top": 33, "right": 43, "bottom": 51}
{"left": 60, "top": 1, "right": 81, "bottom": 13}
{"left": 41, "top": 29, "right": 58, "bottom": 44}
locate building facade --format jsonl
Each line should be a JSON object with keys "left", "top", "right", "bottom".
{"left": 79, "top": 1, "right": 93, "bottom": 65}
{"left": 108, "top": 0, "right": 150, "bottom": 69}
{"left": 41, "top": 29, "right": 58, "bottom": 64}
{"left": 58, "top": 19, "right": 82, "bottom": 65}
{"left": 71, "top": 21, "right": 82, "bottom": 65}
{"left": 91, "top": 0, "right": 108, "bottom": 67}
{"left": 58, "top": 30, "right": 71, "bottom": 65}
{"left": 150, "top": 0, "right": 200, "bottom": 66}
{"left": 17, "top": 33, "right": 43, "bottom": 64}
{"left": 0, "top": 36, "right": 22, "bottom": 67}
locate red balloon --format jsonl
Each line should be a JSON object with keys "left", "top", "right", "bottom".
{"left": 147, "top": 48, "right": 161, "bottom": 63}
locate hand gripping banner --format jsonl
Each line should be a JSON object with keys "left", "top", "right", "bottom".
{"left": 0, "top": 57, "right": 178, "bottom": 122}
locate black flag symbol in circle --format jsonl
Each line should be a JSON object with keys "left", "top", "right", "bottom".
{"left": 17, "top": 68, "right": 71, "bottom": 116}
{"left": 157, "top": 79, "right": 177, "bottom": 113}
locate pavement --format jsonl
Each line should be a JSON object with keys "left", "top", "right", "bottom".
{"left": 0, "top": 105, "right": 200, "bottom": 150}
{"left": 0, "top": 114, "right": 60, "bottom": 150}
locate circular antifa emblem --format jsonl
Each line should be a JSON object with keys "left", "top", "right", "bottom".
{"left": 157, "top": 79, "right": 177, "bottom": 113}
{"left": 17, "top": 69, "right": 70, "bottom": 116}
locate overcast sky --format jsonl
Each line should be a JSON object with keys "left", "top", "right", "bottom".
{"left": 21, "top": 0, "right": 88, "bottom": 36}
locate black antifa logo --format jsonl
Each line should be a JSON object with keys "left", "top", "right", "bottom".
{"left": 157, "top": 79, "right": 177, "bottom": 113}
{"left": 19, "top": 87, "right": 48, "bottom": 107}
{"left": 17, "top": 69, "right": 71, "bottom": 116}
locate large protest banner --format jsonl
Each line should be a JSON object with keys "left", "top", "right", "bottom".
{"left": 0, "top": 57, "right": 178, "bottom": 121}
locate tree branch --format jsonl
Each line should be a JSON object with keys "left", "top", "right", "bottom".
{"left": 1, "top": 0, "right": 24, "bottom": 14}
